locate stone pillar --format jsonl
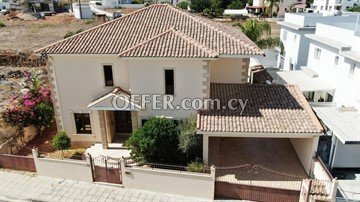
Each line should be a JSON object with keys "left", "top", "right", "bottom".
{"left": 98, "top": 110, "right": 108, "bottom": 149}
{"left": 203, "top": 134, "right": 209, "bottom": 165}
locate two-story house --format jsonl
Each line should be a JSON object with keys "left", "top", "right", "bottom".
{"left": 312, "top": 0, "right": 360, "bottom": 13}
{"left": 277, "top": 13, "right": 358, "bottom": 71}
{"left": 36, "top": 4, "right": 324, "bottom": 189}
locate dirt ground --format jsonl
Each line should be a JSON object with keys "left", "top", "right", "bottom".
{"left": 0, "top": 13, "right": 100, "bottom": 51}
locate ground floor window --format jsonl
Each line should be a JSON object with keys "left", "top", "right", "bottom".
{"left": 74, "top": 113, "right": 92, "bottom": 134}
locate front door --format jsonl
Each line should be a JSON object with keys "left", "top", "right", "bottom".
{"left": 114, "top": 111, "right": 132, "bottom": 133}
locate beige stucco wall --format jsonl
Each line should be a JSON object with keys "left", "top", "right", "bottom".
{"left": 122, "top": 166, "right": 215, "bottom": 199}
{"left": 210, "top": 58, "right": 249, "bottom": 84}
{"left": 128, "top": 59, "right": 206, "bottom": 124}
{"left": 52, "top": 55, "right": 131, "bottom": 143}
{"left": 290, "top": 137, "right": 319, "bottom": 175}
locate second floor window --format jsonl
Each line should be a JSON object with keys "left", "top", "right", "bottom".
{"left": 74, "top": 113, "right": 92, "bottom": 134}
{"left": 314, "top": 48, "right": 321, "bottom": 60}
{"left": 349, "top": 63, "right": 356, "bottom": 76}
{"left": 334, "top": 56, "right": 339, "bottom": 65}
{"left": 165, "top": 69, "right": 174, "bottom": 95}
{"left": 103, "top": 65, "right": 114, "bottom": 86}
{"left": 282, "top": 31, "right": 287, "bottom": 41}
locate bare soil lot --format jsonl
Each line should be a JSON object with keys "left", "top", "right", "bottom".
{"left": 0, "top": 13, "right": 100, "bottom": 51}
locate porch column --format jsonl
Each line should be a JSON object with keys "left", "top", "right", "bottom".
{"left": 203, "top": 134, "right": 209, "bottom": 165}
{"left": 98, "top": 110, "right": 108, "bottom": 149}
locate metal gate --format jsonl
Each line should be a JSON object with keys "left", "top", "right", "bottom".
{"left": 90, "top": 155, "right": 122, "bottom": 184}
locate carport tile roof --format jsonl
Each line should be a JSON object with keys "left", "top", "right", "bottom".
{"left": 34, "top": 4, "right": 263, "bottom": 57}
{"left": 197, "top": 83, "right": 323, "bottom": 134}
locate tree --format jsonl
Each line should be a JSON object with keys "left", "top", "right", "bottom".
{"left": 203, "top": 0, "right": 224, "bottom": 17}
{"left": 347, "top": 4, "right": 360, "bottom": 12}
{"left": 126, "top": 117, "right": 182, "bottom": 164}
{"left": 177, "top": 1, "right": 189, "bottom": 9}
{"left": 190, "top": 0, "right": 211, "bottom": 13}
{"left": 263, "top": 0, "right": 282, "bottom": 17}
{"left": 178, "top": 115, "right": 202, "bottom": 162}
{"left": 234, "top": 19, "right": 279, "bottom": 49}
{"left": 52, "top": 131, "right": 71, "bottom": 158}
{"left": 227, "top": 0, "right": 245, "bottom": 9}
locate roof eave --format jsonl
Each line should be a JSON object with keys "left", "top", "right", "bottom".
{"left": 118, "top": 57, "right": 218, "bottom": 60}
{"left": 196, "top": 131, "right": 323, "bottom": 138}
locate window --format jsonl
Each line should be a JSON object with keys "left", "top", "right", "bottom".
{"left": 282, "top": 31, "right": 287, "bottom": 41}
{"left": 164, "top": 69, "right": 174, "bottom": 95}
{"left": 103, "top": 65, "right": 114, "bottom": 86}
{"left": 320, "top": 6, "right": 323, "bottom": 10}
{"left": 294, "top": 34, "right": 297, "bottom": 41}
{"left": 74, "top": 113, "right": 92, "bottom": 134}
{"left": 314, "top": 48, "right": 321, "bottom": 60}
{"left": 326, "top": 93, "right": 333, "bottom": 102}
{"left": 349, "top": 63, "right": 356, "bottom": 76}
{"left": 141, "top": 119, "right": 148, "bottom": 126}
{"left": 329, "top": 6, "right": 332, "bottom": 10}
{"left": 334, "top": 56, "right": 339, "bottom": 65}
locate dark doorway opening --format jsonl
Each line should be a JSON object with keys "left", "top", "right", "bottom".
{"left": 114, "top": 111, "right": 132, "bottom": 133}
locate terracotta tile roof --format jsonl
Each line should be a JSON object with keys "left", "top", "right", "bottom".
{"left": 35, "top": 4, "right": 263, "bottom": 57}
{"left": 197, "top": 83, "right": 323, "bottom": 134}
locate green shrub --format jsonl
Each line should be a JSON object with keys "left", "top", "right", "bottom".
{"left": 227, "top": 0, "right": 245, "bottom": 9}
{"left": 126, "top": 117, "right": 182, "bottom": 164}
{"left": 64, "top": 31, "right": 74, "bottom": 39}
{"left": 186, "top": 161, "right": 206, "bottom": 173}
{"left": 177, "top": 1, "right": 189, "bottom": 9}
{"left": 178, "top": 115, "right": 202, "bottom": 162}
{"left": 63, "top": 29, "right": 84, "bottom": 39}
{"left": 84, "top": 19, "right": 94, "bottom": 24}
{"left": 0, "top": 21, "right": 5, "bottom": 28}
{"left": 52, "top": 131, "right": 71, "bottom": 155}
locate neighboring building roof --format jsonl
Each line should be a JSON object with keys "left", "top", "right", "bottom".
{"left": 340, "top": 50, "right": 360, "bottom": 63}
{"left": 313, "top": 106, "right": 360, "bottom": 144}
{"left": 87, "top": 87, "right": 141, "bottom": 111}
{"left": 277, "top": 69, "right": 335, "bottom": 92}
{"left": 35, "top": 4, "right": 262, "bottom": 57}
{"left": 305, "top": 34, "right": 351, "bottom": 50}
{"left": 197, "top": 83, "right": 323, "bottom": 134}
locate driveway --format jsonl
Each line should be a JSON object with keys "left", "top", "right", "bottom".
{"left": 209, "top": 137, "right": 308, "bottom": 190}
{"left": 0, "top": 169, "right": 206, "bottom": 202}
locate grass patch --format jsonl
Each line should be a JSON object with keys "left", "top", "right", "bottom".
{"left": 0, "top": 21, "right": 5, "bottom": 28}
{"left": 84, "top": 19, "right": 95, "bottom": 24}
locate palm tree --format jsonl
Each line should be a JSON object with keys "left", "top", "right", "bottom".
{"left": 263, "top": 0, "right": 282, "bottom": 17}
{"left": 234, "top": 19, "right": 280, "bottom": 49}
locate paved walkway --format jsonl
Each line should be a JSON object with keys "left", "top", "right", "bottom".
{"left": 0, "top": 170, "right": 206, "bottom": 202}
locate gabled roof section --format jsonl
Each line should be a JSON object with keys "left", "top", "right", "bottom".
{"left": 119, "top": 28, "right": 218, "bottom": 58}
{"left": 87, "top": 87, "right": 141, "bottom": 111}
{"left": 197, "top": 83, "right": 324, "bottom": 134}
{"left": 35, "top": 4, "right": 263, "bottom": 57}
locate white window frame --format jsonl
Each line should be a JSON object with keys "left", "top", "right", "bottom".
{"left": 334, "top": 56, "right": 339, "bottom": 65}
{"left": 314, "top": 48, "right": 321, "bottom": 60}
{"left": 349, "top": 63, "right": 356, "bottom": 77}
{"left": 282, "top": 31, "right": 287, "bottom": 41}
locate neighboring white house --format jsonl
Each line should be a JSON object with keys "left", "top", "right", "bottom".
{"left": 35, "top": 4, "right": 324, "bottom": 190}
{"left": 251, "top": 0, "right": 306, "bottom": 17}
{"left": 0, "top": 0, "right": 10, "bottom": 10}
{"left": 313, "top": 0, "right": 360, "bottom": 13}
{"left": 277, "top": 13, "right": 358, "bottom": 71}
{"left": 276, "top": 20, "right": 360, "bottom": 200}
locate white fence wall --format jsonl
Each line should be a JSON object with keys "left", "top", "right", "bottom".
{"left": 32, "top": 150, "right": 93, "bottom": 182}
{"left": 122, "top": 166, "right": 215, "bottom": 200}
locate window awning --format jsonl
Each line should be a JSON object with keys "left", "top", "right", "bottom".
{"left": 313, "top": 106, "right": 360, "bottom": 144}
{"left": 87, "top": 87, "right": 141, "bottom": 111}
{"left": 277, "top": 68, "right": 335, "bottom": 92}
